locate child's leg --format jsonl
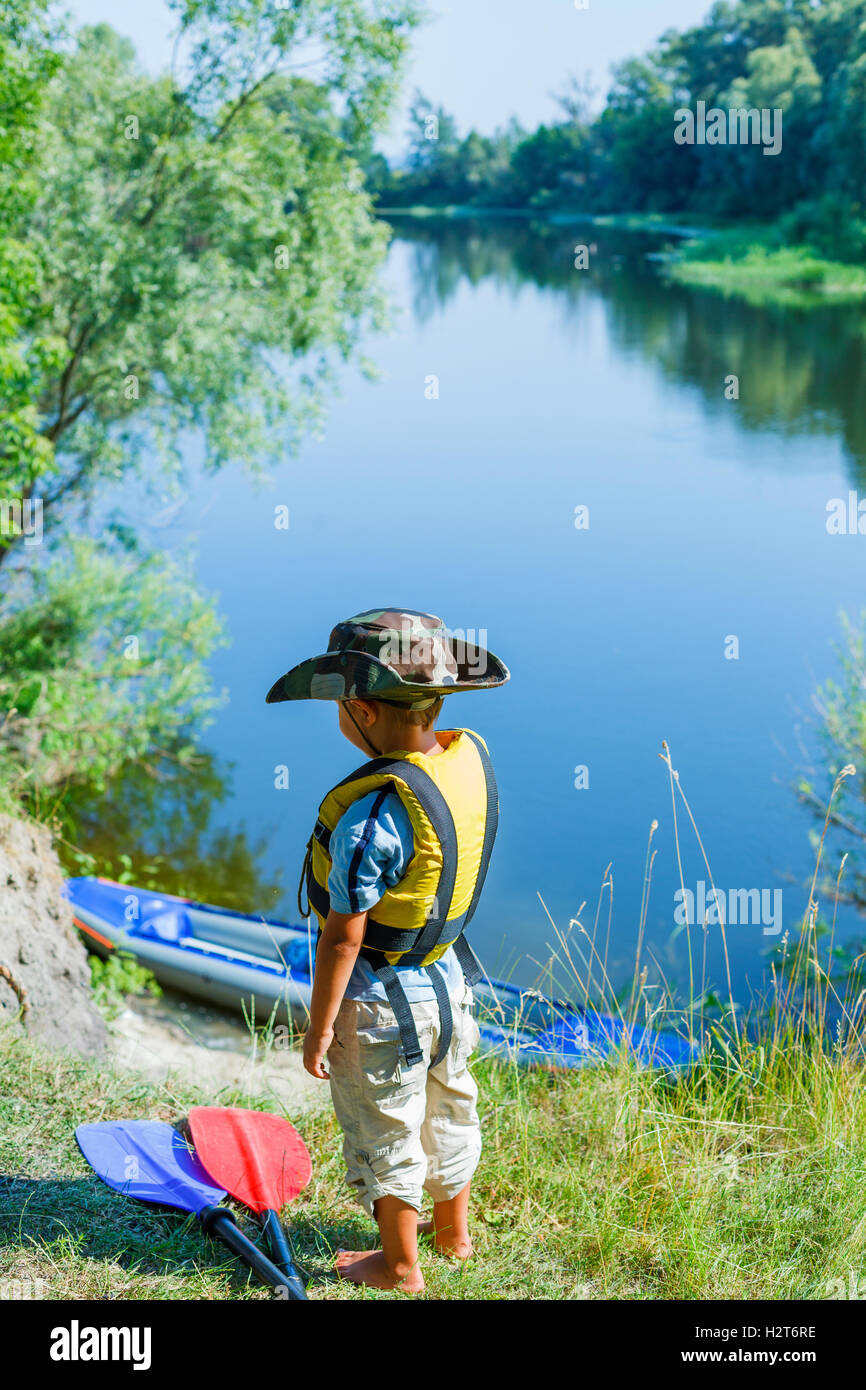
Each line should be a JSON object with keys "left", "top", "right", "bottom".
{"left": 335, "top": 1195, "right": 423, "bottom": 1292}
{"left": 419, "top": 982, "right": 482, "bottom": 1259}
{"left": 328, "top": 996, "right": 438, "bottom": 1292}
{"left": 418, "top": 1180, "right": 473, "bottom": 1258}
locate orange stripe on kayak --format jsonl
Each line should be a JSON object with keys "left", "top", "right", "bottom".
{"left": 72, "top": 916, "right": 115, "bottom": 951}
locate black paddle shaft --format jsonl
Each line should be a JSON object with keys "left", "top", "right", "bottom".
{"left": 199, "top": 1205, "right": 298, "bottom": 1300}
{"left": 261, "top": 1209, "right": 308, "bottom": 1301}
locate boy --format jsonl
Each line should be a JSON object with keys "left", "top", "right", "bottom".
{"left": 266, "top": 609, "right": 509, "bottom": 1293}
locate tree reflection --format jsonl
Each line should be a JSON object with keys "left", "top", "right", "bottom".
{"left": 389, "top": 214, "right": 866, "bottom": 482}
{"left": 59, "top": 750, "right": 285, "bottom": 917}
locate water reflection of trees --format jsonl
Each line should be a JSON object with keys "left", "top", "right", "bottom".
{"left": 60, "top": 752, "right": 284, "bottom": 917}
{"left": 389, "top": 215, "right": 866, "bottom": 481}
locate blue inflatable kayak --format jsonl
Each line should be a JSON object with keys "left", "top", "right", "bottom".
{"left": 65, "top": 876, "right": 697, "bottom": 1072}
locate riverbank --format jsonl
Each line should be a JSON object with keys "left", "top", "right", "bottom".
{"left": 665, "top": 227, "right": 866, "bottom": 307}
{"left": 3, "top": 1017, "right": 866, "bottom": 1300}
{"left": 104, "top": 989, "right": 325, "bottom": 1111}
{"left": 377, "top": 205, "right": 866, "bottom": 307}
{"left": 377, "top": 204, "right": 713, "bottom": 238}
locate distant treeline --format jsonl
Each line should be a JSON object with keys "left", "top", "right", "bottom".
{"left": 367, "top": 0, "right": 866, "bottom": 263}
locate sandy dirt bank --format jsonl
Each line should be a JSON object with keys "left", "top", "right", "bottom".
{"left": 105, "top": 990, "right": 327, "bottom": 1113}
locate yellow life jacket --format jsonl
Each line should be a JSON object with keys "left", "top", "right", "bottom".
{"left": 300, "top": 728, "right": 498, "bottom": 1067}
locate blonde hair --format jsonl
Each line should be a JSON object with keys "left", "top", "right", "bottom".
{"left": 377, "top": 696, "right": 443, "bottom": 731}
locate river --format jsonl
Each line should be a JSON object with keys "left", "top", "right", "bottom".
{"left": 75, "top": 214, "right": 866, "bottom": 1011}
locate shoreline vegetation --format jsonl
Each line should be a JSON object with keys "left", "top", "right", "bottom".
{"left": 377, "top": 205, "right": 866, "bottom": 308}
{"left": 366, "top": 0, "right": 866, "bottom": 311}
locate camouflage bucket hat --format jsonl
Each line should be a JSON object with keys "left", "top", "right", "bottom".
{"left": 265, "top": 608, "right": 509, "bottom": 707}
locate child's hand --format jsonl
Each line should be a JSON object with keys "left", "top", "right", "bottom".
{"left": 303, "top": 1026, "right": 334, "bottom": 1080}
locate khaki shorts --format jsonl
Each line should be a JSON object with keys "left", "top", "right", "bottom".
{"left": 327, "top": 979, "right": 482, "bottom": 1217}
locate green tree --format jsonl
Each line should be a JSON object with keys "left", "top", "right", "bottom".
{"left": 713, "top": 26, "right": 823, "bottom": 214}
{"left": 0, "top": 0, "right": 420, "bottom": 563}
{"left": 0, "top": 0, "right": 65, "bottom": 517}
{"left": 508, "top": 122, "right": 592, "bottom": 208}
{"left": 372, "top": 0, "right": 866, "bottom": 230}
{"left": 595, "top": 55, "right": 696, "bottom": 211}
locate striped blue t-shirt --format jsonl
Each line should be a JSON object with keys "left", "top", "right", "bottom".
{"left": 327, "top": 788, "right": 463, "bottom": 1003}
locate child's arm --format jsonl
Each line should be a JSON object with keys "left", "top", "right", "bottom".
{"left": 303, "top": 908, "right": 368, "bottom": 1079}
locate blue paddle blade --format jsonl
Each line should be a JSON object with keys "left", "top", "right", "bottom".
{"left": 76, "top": 1120, "right": 227, "bottom": 1214}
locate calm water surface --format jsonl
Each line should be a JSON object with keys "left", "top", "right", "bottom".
{"left": 81, "top": 217, "right": 866, "bottom": 1006}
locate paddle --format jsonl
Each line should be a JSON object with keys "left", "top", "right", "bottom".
{"left": 76, "top": 1120, "right": 294, "bottom": 1297}
{"left": 189, "top": 1106, "right": 311, "bottom": 1302}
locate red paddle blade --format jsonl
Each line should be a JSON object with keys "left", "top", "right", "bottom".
{"left": 188, "top": 1107, "right": 312, "bottom": 1215}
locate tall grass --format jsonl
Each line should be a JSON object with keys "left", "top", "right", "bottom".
{"left": 450, "top": 745, "right": 866, "bottom": 1299}
{"left": 483, "top": 743, "right": 866, "bottom": 1069}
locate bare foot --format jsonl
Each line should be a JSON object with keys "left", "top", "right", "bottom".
{"left": 334, "top": 1248, "right": 425, "bottom": 1293}
{"left": 417, "top": 1219, "right": 473, "bottom": 1260}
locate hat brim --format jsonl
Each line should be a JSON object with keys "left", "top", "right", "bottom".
{"left": 265, "top": 648, "right": 510, "bottom": 705}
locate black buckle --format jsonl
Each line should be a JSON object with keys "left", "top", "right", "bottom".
{"left": 313, "top": 819, "right": 331, "bottom": 848}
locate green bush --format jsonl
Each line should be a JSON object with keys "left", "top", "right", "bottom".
{"left": 88, "top": 950, "right": 161, "bottom": 1021}
{"left": 779, "top": 196, "right": 866, "bottom": 265}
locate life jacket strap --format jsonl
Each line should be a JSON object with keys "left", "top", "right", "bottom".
{"left": 425, "top": 961, "right": 453, "bottom": 1068}
{"left": 357, "top": 948, "right": 454, "bottom": 1070}
{"left": 306, "top": 874, "right": 330, "bottom": 922}
{"left": 452, "top": 932, "right": 483, "bottom": 986}
{"left": 297, "top": 836, "right": 313, "bottom": 919}
{"left": 359, "top": 936, "right": 476, "bottom": 1069}
{"left": 312, "top": 818, "right": 331, "bottom": 851}
{"left": 373, "top": 961, "right": 425, "bottom": 1068}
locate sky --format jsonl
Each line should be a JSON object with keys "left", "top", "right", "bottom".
{"left": 65, "top": 0, "right": 713, "bottom": 150}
